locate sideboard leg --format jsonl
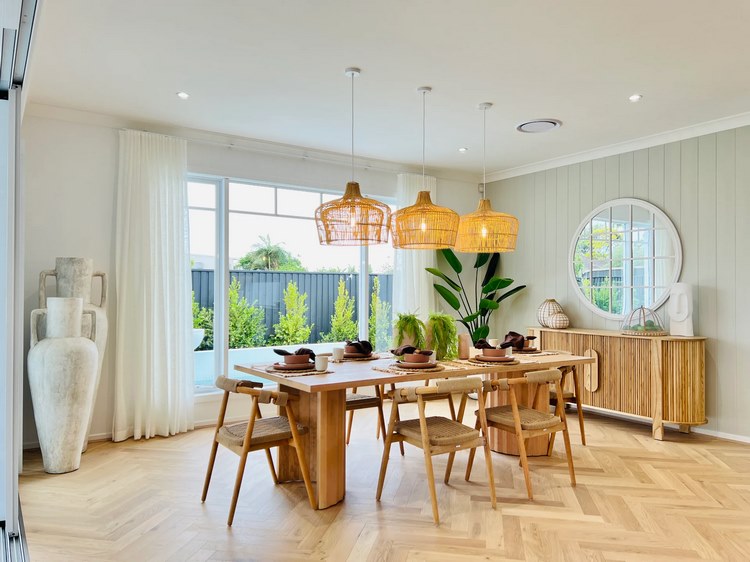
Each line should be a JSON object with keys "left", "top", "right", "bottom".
{"left": 652, "top": 420, "right": 664, "bottom": 441}
{"left": 679, "top": 424, "right": 691, "bottom": 434}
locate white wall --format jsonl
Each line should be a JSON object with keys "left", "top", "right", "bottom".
{"left": 487, "top": 126, "right": 750, "bottom": 440}
{"left": 20, "top": 106, "right": 478, "bottom": 446}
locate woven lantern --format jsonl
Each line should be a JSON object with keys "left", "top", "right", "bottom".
{"left": 455, "top": 102, "right": 519, "bottom": 253}
{"left": 455, "top": 199, "right": 518, "bottom": 253}
{"left": 390, "top": 191, "right": 459, "bottom": 249}
{"left": 315, "top": 181, "right": 391, "bottom": 246}
{"left": 314, "top": 67, "right": 391, "bottom": 246}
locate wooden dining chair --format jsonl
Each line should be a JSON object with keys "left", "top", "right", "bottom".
{"left": 466, "top": 368, "right": 576, "bottom": 500}
{"left": 201, "top": 376, "right": 316, "bottom": 525}
{"left": 545, "top": 350, "right": 587, "bottom": 445}
{"left": 376, "top": 376, "right": 496, "bottom": 525}
{"left": 346, "top": 386, "right": 386, "bottom": 445}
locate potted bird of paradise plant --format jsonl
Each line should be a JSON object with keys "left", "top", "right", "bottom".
{"left": 426, "top": 249, "right": 526, "bottom": 344}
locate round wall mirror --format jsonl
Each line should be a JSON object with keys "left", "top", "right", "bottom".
{"left": 569, "top": 198, "right": 682, "bottom": 320}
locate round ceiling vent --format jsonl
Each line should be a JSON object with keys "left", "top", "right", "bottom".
{"left": 516, "top": 119, "right": 562, "bottom": 133}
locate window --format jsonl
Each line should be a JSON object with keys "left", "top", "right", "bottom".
{"left": 569, "top": 198, "right": 682, "bottom": 319}
{"left": 189, "top": 176, "right": 395, "bottom": 389}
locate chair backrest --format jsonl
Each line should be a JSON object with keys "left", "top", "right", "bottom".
{"left": 523, "top": 369, "right": 562, "bottom": 385}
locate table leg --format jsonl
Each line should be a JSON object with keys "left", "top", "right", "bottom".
{"left": 486, "top": 371, "right": 550, "bottom": 456}
{"left": 277, "top": 385, "right": 347, "bottom": 509}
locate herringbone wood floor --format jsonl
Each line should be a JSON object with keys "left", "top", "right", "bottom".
{"left": 19, "top": 399, "right": 750, "bottom": 562}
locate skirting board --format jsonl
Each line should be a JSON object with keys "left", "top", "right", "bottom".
{"left": 579, "top": 404, "right": 750, "bottom": 445}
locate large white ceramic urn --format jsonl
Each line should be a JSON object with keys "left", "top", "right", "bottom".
{"left": 27, "top": 297, "right": 99, "bottom": 473}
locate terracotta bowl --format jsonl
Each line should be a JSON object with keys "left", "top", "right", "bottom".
{"left": 403, "top": 353, "right": 430, "bottom": 363}
{"left": 284, "top": 354, "right": 311, "bottom": 365}
{"left": 344, "top": 345, "right": 362, "bottom": 354}
{"left": 482, "top": 347, "right": 507, "bottom": 357}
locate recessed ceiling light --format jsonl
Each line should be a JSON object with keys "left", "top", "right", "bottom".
{"left": 176, "top": 91, "right": 190, "bottom": 100}
{"left": 629, "top": 93, "right": 643, "bottom": 103}
{"left": 516, "top": 119, "right": 562, "bottom": 134}
{"left": 458, "top": 147, "right": 468, "bottom": 153}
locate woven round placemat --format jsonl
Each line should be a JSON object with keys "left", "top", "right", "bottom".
{"left": 467, "top": 358, "right": 520, "bottom": 366}
{"left": 383, "top": 363, "right": 445, "bottom": 374}
{"left": 264, "top": 366, "right": 333, "bottom": 377}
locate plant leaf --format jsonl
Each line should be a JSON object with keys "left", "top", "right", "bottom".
{"left": 425, "top": 268, "right": 461, "bottom": 292}
{"left": 482, "top": 276, "right": 513, "bottom": 293}
{"left": 434, "top": 284, "right": 461, "bottom": 310}
{"left": 472, "top": 325, "right": 490, "bottom": 342}
{"left": 473, "top": 253, "right": 490, "bottom": 268}
{"left": 481, "top": 253, "right": 500, "bottom": 287}
{"left": 462, "top": 312, "right": 480, "bottom": 323}
{"left": 496, "top": 285, "right": 527, "bottom": 303}
{"left": 440, "top": 248, "right": 462, "bottom": 274}
{"left": 479, "top": 298, "right": 500, "bottom": 310}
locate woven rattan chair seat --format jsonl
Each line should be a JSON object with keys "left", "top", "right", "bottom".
{"left": 396, "top": 416, "right": 480, "bottom": 446}
{"left": 345, "top": 393, "right": 381, "bottom": 410}
{"left": 483, "top": 405, "right": 561, "bottom": 430}
{"left": 218, "top": 417, "right": 307, "bottom": 448}
{"left": 550, "top": 389, "right": 575, "bottom": 399}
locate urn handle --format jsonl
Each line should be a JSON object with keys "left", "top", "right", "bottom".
{"left": 93, "top": 271, "right": 108, "bottom": 308}
{"left": 38, "top": 270, "right": 57, "bottom": 308}
{"left": 30, "top": 309, "right": 46, "bottom": 348}
{"left": 83, "top": 310, "right": 97, "bottom": 342}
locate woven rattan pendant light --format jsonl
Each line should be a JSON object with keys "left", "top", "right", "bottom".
{"left": 455, "top": 102, "right": 519, "bottom": 253}
{"left": 390, "top": 87, "right": 459, "bottom": 249}
{"left": 315, "top": 67, "right": 391, "bottom": 246}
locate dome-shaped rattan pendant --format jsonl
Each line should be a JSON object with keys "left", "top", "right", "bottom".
{"left": 390, "top": 191, "right": 459, "bottom": 249}
{"left": 455, "top": 199, "right": 519, "bottom": 253}
{"left": 315, "top": 181, "right": 391, "bottom": 246}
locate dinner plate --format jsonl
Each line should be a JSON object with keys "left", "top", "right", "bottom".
{"left": 475, "top": 355, "right": 515, "bottom": 363}
{"left": 273, "top": 361, "right": 315, "bottom": 371}
{"left": 396, "top": 360, "right": 437, "bottom": 369}
{"left": 344, "top": 352, "right": 373, "bottom": 359}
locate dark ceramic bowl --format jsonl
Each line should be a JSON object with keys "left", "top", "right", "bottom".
{"left": 284, "top": 354, "right": 311, "bottom": 365}
{"left": 403, "top": 353, "right": 430, "bottom": 363}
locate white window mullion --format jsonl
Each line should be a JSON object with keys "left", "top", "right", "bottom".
{"left": 358, "top": 245, "right": 369, "bottom": 341}
{"left": 214, "top": 178, "right": 229, "bottom": 377}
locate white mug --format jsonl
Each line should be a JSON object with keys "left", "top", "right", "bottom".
{"left": 332, "top": 347, "right": 345, "bottom": 362}
{"left": 487, "top": 338, "right": 499, "bottom": 347}
{"left": 315, "top": 355, "right": 329, "bottom": 371}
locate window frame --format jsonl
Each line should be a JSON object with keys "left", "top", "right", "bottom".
{"left": 188, "top": 173, "right": 395, "bottom": 389}
{"left": 568, "top": 197, "right": 682, "bottom": 321}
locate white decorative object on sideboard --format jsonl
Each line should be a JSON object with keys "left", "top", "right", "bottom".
{"left": 668, "top": 282, "right": 694, "bottom": 337}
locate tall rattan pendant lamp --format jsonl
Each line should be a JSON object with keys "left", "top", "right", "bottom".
{"left": 315, "top": 67, "right": 391, "bottom": 246}
{"left": 455, "top": 102, "right": 519, "bottom": 253}
{"left": 390, "top": 87, "right": 459, "bottom": 249}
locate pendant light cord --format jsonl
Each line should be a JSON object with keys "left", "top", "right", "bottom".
{"left": 422, "top": 89, "right": 426, "bottom": 185}
{"left": 351, "top": 71, "right": 355, "bottom": 182}
{"left": 482, "top": 106, "right": 487, "bottom": 199}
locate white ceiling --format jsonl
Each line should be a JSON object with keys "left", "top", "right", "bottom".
{"left": 26, "top": 0, "right": 750, "bottom": 176}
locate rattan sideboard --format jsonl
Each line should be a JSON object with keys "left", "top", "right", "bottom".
{"left": 528, "top": 327, "right": 706, "bottom": 440}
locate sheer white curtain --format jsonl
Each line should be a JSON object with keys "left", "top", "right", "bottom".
{"left": 392, "top": 173, "right": 438, "bottom": 317}
{"left": 113, "top": 130, "right": 194, "bottom": 442}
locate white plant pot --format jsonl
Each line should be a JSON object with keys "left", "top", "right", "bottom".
{"left": 27, "top": 297, "right": 99, "bottom": 473}
{"left": 192, "top": 328, "right": 206, "bottom": 350}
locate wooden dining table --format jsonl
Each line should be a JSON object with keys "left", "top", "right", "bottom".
{"left": 234, "top": 352, "right": 594, "bottom": 509}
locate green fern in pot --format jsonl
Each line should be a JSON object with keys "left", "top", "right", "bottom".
{"left": 426, "top": 313, "right": 458, "bottom": 360}
{"left": 393, "top": 313, "right": 426, "bottom": 348}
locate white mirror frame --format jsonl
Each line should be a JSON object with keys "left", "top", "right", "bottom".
{"left": 568, "top": 197, "right": 683, "bottom": 320}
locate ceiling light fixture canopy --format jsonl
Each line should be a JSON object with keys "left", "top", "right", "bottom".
{"left": 315, "top": 67, "right": 391, "bottom": 246}
{"left": 390, "top": 86, "right": 459, "bottom": 249}
{"left": 455, "top": 102, "right": 519, "bottom": 253}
